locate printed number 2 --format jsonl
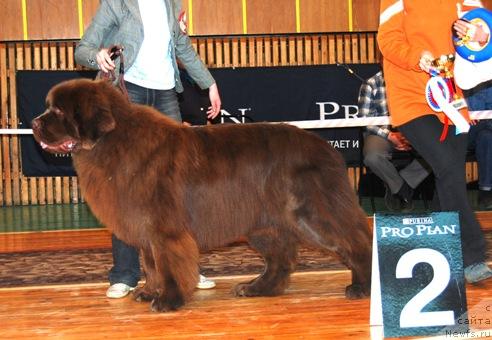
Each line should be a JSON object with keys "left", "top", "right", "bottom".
{"left": 396, "top": 248, "right": 455, "bottom": 328}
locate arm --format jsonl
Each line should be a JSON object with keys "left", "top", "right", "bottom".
{"left": 174, "top": 34, "right": 215, "bottom": 89}
{"left": 172, "top": 0, "right": 214, "bottom": 91}
{"left": 359, "top": 81, "right": 410, "bottom": 151}
{"left": 74, "top": 0, "right": 118, "bottom": 71}
{"left": 358, "top": 79, "right": 390, "bottom": 138}
{"left": 377, "top": 0, "right": 422, "bottom": 72}
{"left": 173, "top": 3, "right": 220, "bottom": 118}
{"left": 176, "top": 35, "right": 221, "bottom": 118}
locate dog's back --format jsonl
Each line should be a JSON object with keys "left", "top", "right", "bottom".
{"left": 179, "top": 123, "right": 351, "bottom": 243}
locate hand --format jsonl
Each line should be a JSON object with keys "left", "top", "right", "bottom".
{"left": 419, "top": 51, "right": 435, "bottom": 74}
{"left": 96, "top": 48, "right": 116, "bottom": 73}
{"left": 388, "top": 132, "right": 411, "bottom": 151}
{"left": 453, "top": 19, "right": 489, "bottom": 45}
{"left": 206, "top": 83, "right": 221, "bottom": 119}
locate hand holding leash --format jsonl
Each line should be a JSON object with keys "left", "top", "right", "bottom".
{"left": 95, "top": 45, "right": 128, "bottom": 100}
{"left": 96, "top": 48, "right": 116, "bottom": 73}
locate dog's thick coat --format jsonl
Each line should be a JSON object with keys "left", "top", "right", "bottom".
{"left": 32, "top": 79, "right": 372, "bottom": 312}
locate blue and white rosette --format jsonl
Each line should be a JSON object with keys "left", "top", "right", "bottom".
{"left": 425, "top": 76, "right": 470, "bottom": 135}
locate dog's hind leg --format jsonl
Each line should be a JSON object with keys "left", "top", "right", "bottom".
{"left": 292, "top": 175, "right": 372, "bottom": 299}
{"left": 296, "top": 211, "right": 372, "bottom": 298}
{"left": 331, "top": 214, "right": 372, "bottom": 299}
{"left": 147, "top": 231, "right": 199, "bottom": 312}
{"left": 234, "top": 229, "right": 298, "bottom": 297}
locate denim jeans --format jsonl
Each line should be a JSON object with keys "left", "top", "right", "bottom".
{"left": 125, "top": 81, "right": 182, "bottom": 122}
{"left": 465, "top": 82, "right": 492, "bottom": 191}
{"left": 108, "top": 81, "right": 182, "bottom": 286}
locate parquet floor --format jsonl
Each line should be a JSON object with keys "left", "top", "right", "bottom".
{"left": 1, "top": 271, "right": 492, "bottom": 339}
{"left": 1, "top": 206, "right": 492, "bottom": 339}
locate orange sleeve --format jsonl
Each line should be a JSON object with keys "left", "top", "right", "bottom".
{"left": 377, "top": 0, "right": 421, "bottom": 71}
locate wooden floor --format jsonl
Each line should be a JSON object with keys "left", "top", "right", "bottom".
{"left": 1, "top": 271, "right": 492, "bottom": 339}
{"left": 2, "top": 211, "right": 492, "bottom": 339}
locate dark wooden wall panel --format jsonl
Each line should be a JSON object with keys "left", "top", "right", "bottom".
{"left": 300, "top": 0, "right": 348, "bottom": 33}
{"left": 192, "top": 0, "right": 243, "bottom": 35}
{"left": 26, "top": 0, "right": 79, "bottom": 40}
{"left": 246, "top": 0, "right": 296, "bottom": 34}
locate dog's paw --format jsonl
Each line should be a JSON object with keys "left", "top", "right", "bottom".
{"left": 345, "top": 283, "right": 370, "bottom": 299}
{"left": 233, "top": 281, "right": 284, "bottom": 297}
{"left": 132, "top": 287, "right": 156, "bottom": 302}
{"left": 150, "top": 295, "right": 185, "bottom": 312}
{"left": 233, "top": 283, "right": 260, "bottom": 297}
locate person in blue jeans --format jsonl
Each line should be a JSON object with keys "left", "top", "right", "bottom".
{"left": 465, "top": 81, "right": 492, "bottom": 210}
{"left": 75, "top": 0, "right": 219, "bottom": 298}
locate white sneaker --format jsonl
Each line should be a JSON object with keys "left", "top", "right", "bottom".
{"left": 196, "top": 274, "right": 216, "bottom": 289}
{"left": 106, "top": 283, "right": 136, "bottom": 298}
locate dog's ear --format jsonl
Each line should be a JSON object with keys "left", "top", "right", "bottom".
{"left": 92, "top": 82, "right": 117, "bottom": 134}
{"left": 74, "top": 82, "right": 117, "bottom": 150}
{"left": 94, "top": 107, "right": 116, "bottom": 134}
{"left": 78, "top": 104, "right": 116, "bottom": 150}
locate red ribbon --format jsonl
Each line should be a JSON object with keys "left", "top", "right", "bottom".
{"left": 440, "top": 116, "right": 450, "bottom": 142}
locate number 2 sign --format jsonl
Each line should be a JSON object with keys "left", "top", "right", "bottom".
{"left": 370, "top": 212, "right": 468, "bottom": 338}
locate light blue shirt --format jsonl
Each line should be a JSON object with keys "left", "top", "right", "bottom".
{"left": 75, "top": 0, "right": 216, "bottom": 93}
{"left": 125, "top": 0, "right": 175, "bottom": 90}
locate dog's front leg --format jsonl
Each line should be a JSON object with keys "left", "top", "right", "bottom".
{"left": 149, "top": 231, "right": 199, "bottom": 312}
{"left": 133, "top": 246, "right": 159, "bottom": 302}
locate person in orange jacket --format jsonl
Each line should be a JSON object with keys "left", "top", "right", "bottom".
{"left": 377, "top": 0, "right": 492, "bottom": 283}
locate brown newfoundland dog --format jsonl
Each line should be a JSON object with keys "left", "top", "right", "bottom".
{"left": 32, "top": 79, "right": 372, "bottom": 312}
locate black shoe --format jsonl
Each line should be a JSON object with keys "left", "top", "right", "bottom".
{"left": 384, "top": 186, "right": 402, "bottom": 211}
{"left": 398, "top": 184, "right": 414, "bottom": 213}
{"left": 478, "top": 190, "right": 492, "bottom": 210}
{"left": 400, "top": 197, "right": 414, "bottom": 213}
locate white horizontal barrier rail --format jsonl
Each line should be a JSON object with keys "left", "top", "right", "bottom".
{"left": 0, "top": 129, "right": 35, "bottom": 134}
{"left": 286, "top": 116, "right": 390, "bottom": 129}
{"left": 1, "top": 111, "right": 491, "bottom": 135}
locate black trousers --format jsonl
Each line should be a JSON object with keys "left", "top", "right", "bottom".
{"left": 399, "top": 115, "right": 486, "bottom": 267}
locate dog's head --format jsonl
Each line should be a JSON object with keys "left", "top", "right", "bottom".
{"left": 32, "top": 79, "right": 117, "bottom": 154}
